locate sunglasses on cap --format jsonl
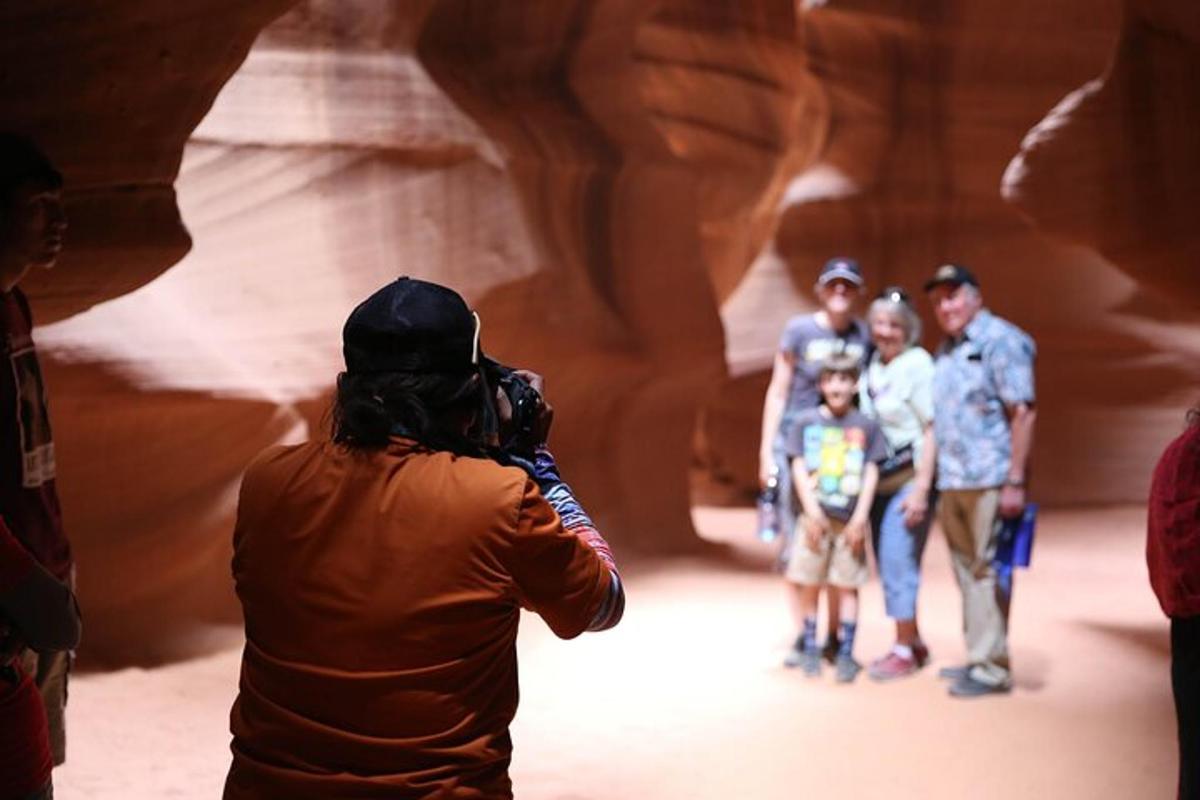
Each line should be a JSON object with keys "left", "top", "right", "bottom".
{"left": 875, "top": 286, "right": 911, "bottom": 305}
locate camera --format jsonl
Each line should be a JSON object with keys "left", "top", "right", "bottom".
{"left": 482, "top": 359, "right": 544, "bottom": 455}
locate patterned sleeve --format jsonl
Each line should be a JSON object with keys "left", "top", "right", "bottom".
{"left": 512, "top": 448, "right": 623, "bottom": 631}
{"left": 503, "top": 480, "right": 614, "bottom": 639}
{"left": 988, "top": 327, "right": 1036, "bottom": 407}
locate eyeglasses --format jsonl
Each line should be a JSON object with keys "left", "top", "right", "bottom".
{"left": 875, "top": 286, "right": 911, "bottom": 305}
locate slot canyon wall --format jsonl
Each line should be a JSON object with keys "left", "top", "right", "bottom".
{"left": 1, "top": 1, "right": 1195, "bottom": 664}
{"left": 700, "top": 0, "right": 1200, "bottom": 508}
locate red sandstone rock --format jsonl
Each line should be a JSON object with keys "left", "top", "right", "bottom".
{"left": 1003, "top": 1, "right": 1200, "bottom": 304}
{"left": 37, "top": 1, "right": 541, "bottom": 663}
{"left": 700, "top": 0, "right": 1200, "bottom": 508}
{"left": 1, "top": 1, "right": 296, "bottom": 322}
{"left": 8, "top": 1, "right": 1200, "bottom": 666}
{"left": 418, "top": 0, "right": 812, "bottom": 548}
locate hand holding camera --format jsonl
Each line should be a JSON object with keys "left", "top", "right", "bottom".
{"left": 487, "top": 361, "right": 554, "bottom": 457}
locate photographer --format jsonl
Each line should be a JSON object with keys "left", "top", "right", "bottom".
{"left": 224, "top": 278, "right": 623, "bottom": 800}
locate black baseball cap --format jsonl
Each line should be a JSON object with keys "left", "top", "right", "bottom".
{"left": 342, "top": 278, "right": 482, "bottom": 374}
{"left": 817, "top": 257, "right": 864, "bottom": 287}
{"left": 924, "top": 263, "right": 979, "bottom": 292}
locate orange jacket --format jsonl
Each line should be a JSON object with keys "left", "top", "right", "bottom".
{"left": 224, "top": 439, "right": 612, "bottom": 799}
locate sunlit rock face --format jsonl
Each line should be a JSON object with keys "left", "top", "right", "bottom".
{"left": 35, "top": 1, "right": 813, "bottom": 662}
{"left": 36, "top": 1, "right": 538, "bottom": 664}
{"left": 17, "top": 0, "right": 1199, "bottom": 663}
{"left": 699, "top": 0, "right": 1200, "bottom": 509}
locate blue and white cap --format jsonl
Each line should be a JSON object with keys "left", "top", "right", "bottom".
{"left": 817, "top": 257, "right": 864, "bottom": 287}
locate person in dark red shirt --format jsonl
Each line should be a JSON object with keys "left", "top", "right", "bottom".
{"left": 0, "top": 133, "right": 73, "bottom": 768}
{"left": 1147, "top": 411, "right": 1200, "bottom": 799}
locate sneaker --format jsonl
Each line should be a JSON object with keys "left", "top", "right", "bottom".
{"left": 938, "top": 664, "right": 971, "bottom": 681}
{"left": 821, "top": 637, "right": 841, "bottom": 666}
{"left": 784, "top": 646, "right": 822, "bottom": 677}
{"left": 948, "top": 673, "right": 1012, "bottom": 698}
{"left": 783, "top": 646, "right": 804, "bottom": 668}
{"left": 868, "top": 651, "right": 919, "bottom": 682}
{"left": 835, "top": 654, "right": 862, "bottom": 683}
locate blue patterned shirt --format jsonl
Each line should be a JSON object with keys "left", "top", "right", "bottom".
{"left": 932, "top": 309, "right": 1036, "bottom": 490}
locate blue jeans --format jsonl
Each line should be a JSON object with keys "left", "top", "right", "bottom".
{"left": 869, "top": 482, "right": 934, "bottom": 621}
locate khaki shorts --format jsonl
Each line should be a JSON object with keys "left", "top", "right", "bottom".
{"left": 785, "top": 516, "right": 870, "bottom": 588}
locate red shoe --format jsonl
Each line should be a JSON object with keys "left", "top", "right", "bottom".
{"left": 868, "top": 650, "right": 922, "bottom": 682}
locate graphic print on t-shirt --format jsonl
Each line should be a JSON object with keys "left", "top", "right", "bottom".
{"left": 802, "top": 338, "right": 865, "bottom": 367}
{"left": 8, "top": 333, "right": 55, "bottom": 488}
{"left": 802, "top": 423, "right": 868, "bottom": 514}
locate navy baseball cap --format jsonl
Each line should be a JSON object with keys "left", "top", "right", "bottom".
{"left": 342, "top": 278, "right": 482, "bottom": 374}
{"left": 817, "top": 257, "right": 864, "bottom": 287}
{"left": 924, "top": 263, "right": 979, "bottom": 292}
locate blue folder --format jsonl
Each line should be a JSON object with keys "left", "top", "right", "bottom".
{"left": 994, "top": 502, "right": 1037, "bottom": 569}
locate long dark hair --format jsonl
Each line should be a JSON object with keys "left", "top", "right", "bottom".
{"left": 331, "top": 369, "right": 491, "bottom": 455}
{"left": 0, "top": 133, "right": 62, "bottom": 197}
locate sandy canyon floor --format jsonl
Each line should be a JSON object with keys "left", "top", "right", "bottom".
{"left": 56, "top": 506, "right": 1173, "bottom": 799}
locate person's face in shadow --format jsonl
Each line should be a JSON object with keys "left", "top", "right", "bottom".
{"left": 0, "top": 178, "right": 66, "bottom": 290}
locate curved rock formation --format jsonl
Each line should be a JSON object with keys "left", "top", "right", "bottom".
{"left": 699, "top": 0, "right": 1200, "bottom": 508}
{"left": 417, "top": 0, "right": 815, "bottom": 548}
{"left": 37, "top": 1, "right": 534, "bottom": 664}
{"left": 2, "top": 1, "right": 296, "bottom": 323}
{"left": 35, "top": 0, "right": 817, "bottom": 662}
{"left": 15, "top": 0, "right": 1200, "bottom": 664}
{"left": 1003, "top": 2, "right": 1200, "bottom": 305}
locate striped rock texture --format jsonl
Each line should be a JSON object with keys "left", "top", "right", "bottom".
{"left": 701, "top": 1, "right": 1199, "bottom": 510}
{"left": 7, "top": 1, "right": 1195, "bottom": 661}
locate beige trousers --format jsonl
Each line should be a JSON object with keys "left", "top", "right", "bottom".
{"left": 938, "top": 488, "right": 1012, "bottom": 688}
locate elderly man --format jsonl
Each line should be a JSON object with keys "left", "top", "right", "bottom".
{"left": 924, "top": 264, "right": 1036, "bottom": 697}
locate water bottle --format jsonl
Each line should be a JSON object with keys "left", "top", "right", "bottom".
{"left": 757, "top": 470, "right": 781, "bottom": 542}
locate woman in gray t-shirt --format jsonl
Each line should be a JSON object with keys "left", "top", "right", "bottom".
{"left": 758, "top": 259, "right": 870, "bottom": 559}
{"left": 858, "top": 287, "right": 937, "bottom": 681}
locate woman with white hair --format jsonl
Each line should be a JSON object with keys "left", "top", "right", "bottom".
{"left": 859, "top": 287, "right": 938, "bottom": 681}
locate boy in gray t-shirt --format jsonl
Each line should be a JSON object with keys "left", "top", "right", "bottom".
{"left": 782, "top": 354, "right": 887, "bottom": 682}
